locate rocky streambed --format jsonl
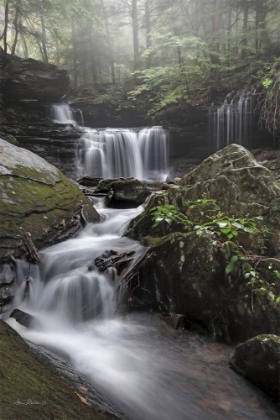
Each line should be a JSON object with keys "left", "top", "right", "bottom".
{"left": 2, "top": 138, "right": 280, "bottom": 415}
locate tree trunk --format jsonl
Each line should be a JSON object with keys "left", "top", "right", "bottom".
{"left": 100, "top": 0, "right": 115, "bottom": 83}
{"left": 71, "top": 19, "right": 78, "bottom": 88}
{"left": 210, "top": 0, "right": 223, "bottom": 89}
{"left": 241, "top": 1, "right": 249, "bottom": 59}
{"left": 145, "top": 0, "right": 152, "bottom": 68}
{"left": 11, "top": 6, "right": 20, "bottom": 55}
{"left": 89, "top": 24, "right": 98, "bottom": 84}
{"left": 1, "top": 0, "right": 10, "bottom": 54}
{"left": 20, "top": 28, "right": 29, "bottom": 59}
{"left": 211, "top": 0, "right": 222, "bottom": 64}
{"left": 132, "top": 0, "right": 139, "bottom": 70}
{"left": 41, "top": 14, "right": 49, "bottom": 64}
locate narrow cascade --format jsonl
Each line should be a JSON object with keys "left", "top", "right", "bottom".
{"left": 51, "top": 103, "right": 169, "bottom": 180}
{"left": 139, "top": 126, "right": 168, "bottom": 178}
{"left": 209, "top": 90, "right": 257, "bottom": 151}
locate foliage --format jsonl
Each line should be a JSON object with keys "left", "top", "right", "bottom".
{"left": 150, "top": 199, "right": 264, "bottom": 242}
{"left": 258, "top": 58, "right": 280, "bottom": 143}
{"left": 225, "top": 254, "right": 280, "bottom": 306}
{"left": 150, "top": 198, "right": 277, "bottom": 306}
{"left": 151, "top": 204, "right": 193, "bottom": 228}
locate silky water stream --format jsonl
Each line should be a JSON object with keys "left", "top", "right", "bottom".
{"left": 6, "top": 200, "right": 280, "bottom": 420}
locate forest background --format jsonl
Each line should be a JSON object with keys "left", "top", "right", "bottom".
{"left": 1, "top": 0, "right": 280, "bottom": 135}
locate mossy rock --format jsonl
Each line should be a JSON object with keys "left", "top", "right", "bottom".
{"left": 0, "top": 139, "right": 88, "bottom": 263}
{"left": 230, "top": 334, "right": 280, "bottom": 401}
{"left": 127, "top": 144, "right": 280, "bottom": 254}
{"left": 131, "top": 230, "right": 280, "bottom": 341}
{"left": 125, "top": 145, "right": 280, "bottom": 341}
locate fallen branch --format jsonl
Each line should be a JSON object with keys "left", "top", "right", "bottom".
{"left": 21, "top": 232, "right": 41, "bottom": 264}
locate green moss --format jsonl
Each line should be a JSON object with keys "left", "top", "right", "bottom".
{"left": 143, "top": 232, "right": 189, "bottom": 247}
{"left": 255, "top": 334, "right": 280, "bottom": 343}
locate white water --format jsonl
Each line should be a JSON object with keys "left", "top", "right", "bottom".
{"left": 51, "top": 103, "right": 77, "bottom": 125}
{"left": 6, "top": 203, "right": 280, "bottom": 420}
{"left": 51, "top": 104, "right": 169, "bottom": 180}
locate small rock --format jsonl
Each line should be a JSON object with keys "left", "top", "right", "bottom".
{"left": 9, "top": 309, "right": 36, "bottom": 328}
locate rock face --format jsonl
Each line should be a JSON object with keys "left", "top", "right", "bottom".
{"left": 0, "top": 50, "right": 79, "bottom": 178}
{"left": 1, "top": 50, "right": 69, "bottom": 103}
{"left": 125, "top": 144, "right": 280, "bottom": 341}
{"left": 0, "top": 139, "right": 91, "bottom": 313}
{"left": 230, "top": 335, "right": 280, "bottom": 401}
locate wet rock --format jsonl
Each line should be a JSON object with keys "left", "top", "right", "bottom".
{"left": 94, "top": 250, "right": 135, "bottom": 274}
{"left": 95, "top": 178, "right": 163, "bottom": 206}
{"left": 9, "top": 309, "right": 35, "bottom": 328}
{"left": 0, "top": 286, "right": 14, "bottom": 304}
{"left": 78, "top": 177, "right": 103, "bottom": 187}
{"left": 81, "top": 203, "right": 100, "bottom": 225}
{"left": 159, "top": 313, "right": 186, "bottom": 330}
{"left": 230, "top": 335, "right": 280, "bottom": 401}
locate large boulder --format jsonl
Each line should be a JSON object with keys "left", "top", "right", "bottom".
{"left": 230, "top": 335, "right": 280, "bottom": 401}
{"left": 128, "top": 144, "right": 280, "bottom": 253}
{"left": 0, "top": 139, "right": 95, "bottom": 313}
{"left": 0, "top": 139, "right": 89, "bottom": 263}
{"left": 125, "top": 144, "right": 280, "bottom": 341}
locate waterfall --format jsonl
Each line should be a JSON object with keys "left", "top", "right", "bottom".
{"left": 51, "top": 104, "right": 169, "bottom": 180}
{"left": 209, "top": 90, "right": 257, "bottom": 151}
{"left": 139, "top": 126, "right": 168, "bottom": 178}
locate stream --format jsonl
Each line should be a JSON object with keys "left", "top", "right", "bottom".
{"left": 6, "top": 201, "right": 280, "bottom": 420}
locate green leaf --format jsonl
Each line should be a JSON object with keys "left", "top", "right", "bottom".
{"left": 225, "top": 255, "right": 239, "bottom": 275}
{"left": 220, "top": 228, "right": 231, "bottom": 234}
{"left": 258, "top": 287, "right": 267, "bottom": 295}
{"left": 276, "top": 296, "right": 280, "bottom": 305}
{"left": 273, "top": 270, "right": 280, "bottom": 279}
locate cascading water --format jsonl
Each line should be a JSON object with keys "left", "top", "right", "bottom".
{"left": 209, "top": 90, "right": 258, "bottom": 151}
{"left": 51, "top": 104, "right": 169, "bottom": 180}
{"left": 6, "top": 201, "right": 280, "bottom": 420}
